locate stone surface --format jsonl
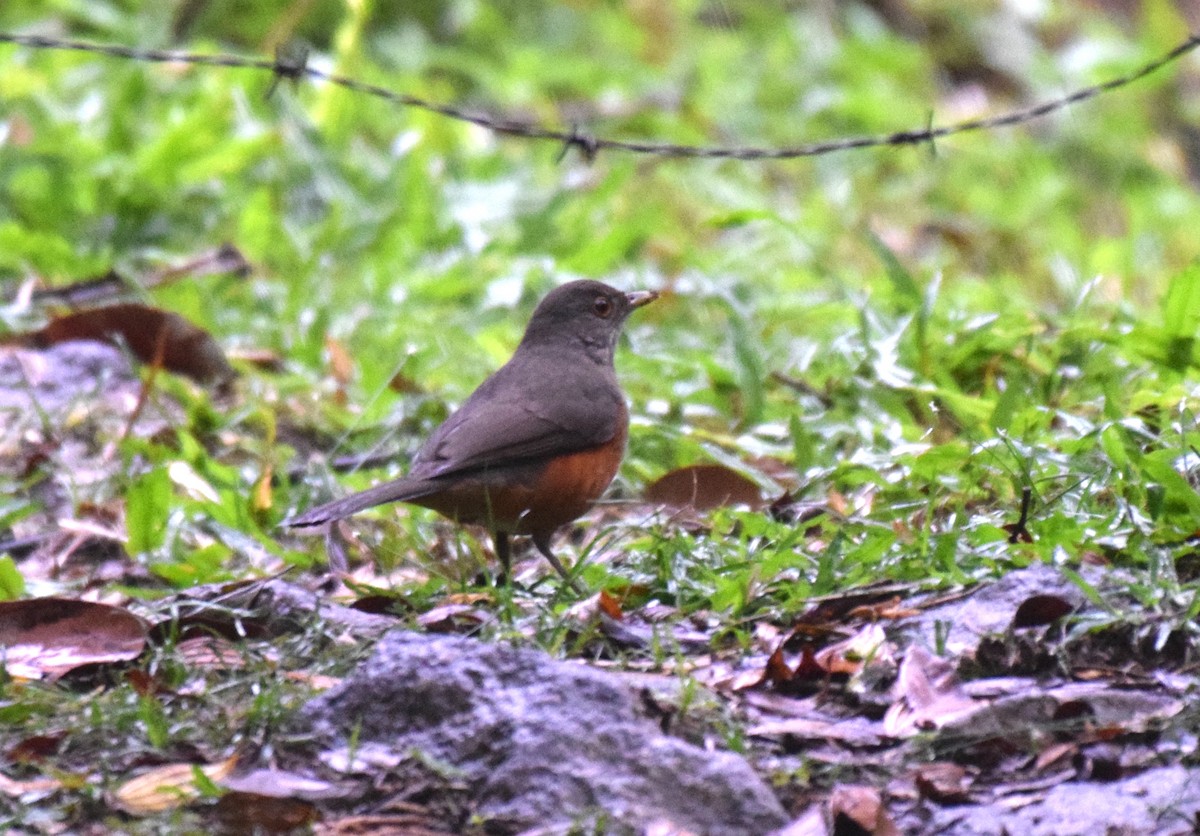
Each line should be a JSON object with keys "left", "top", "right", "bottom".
{"left": 292, "top": 630, "right": 789, "bottom": 834}
{"left": 921, "top": 765, "right": 1200, "bottom": 836}
{"left": 0, "top": 341, "right": 138, "bottom": 412}
{"left": 896, "top": 563, "right": 1093, "bottom": 656}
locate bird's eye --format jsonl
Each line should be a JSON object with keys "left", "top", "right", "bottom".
{"left": 592, "top": 296, "right": 613, "bottom": 318}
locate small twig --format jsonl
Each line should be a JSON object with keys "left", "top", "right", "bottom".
{"left": 770, "top": 371, "right": 834, "bottom": 408}
{"left": 1005, "top": 486, "right": 1034, "bottom": 544}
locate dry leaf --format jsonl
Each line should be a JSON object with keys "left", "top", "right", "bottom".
{"left": 112, "top": 754, "right": 237, "bottom": 815}
{"left": 388, "top": 370, "right": 424, "bottom": 394}
{"left": 1034, "top": 741, "right": 1077, "bottom": 772}
{"left": 20, "top": 304, "right": 234, "bottom": 384}
{"left": 324, "top": 335, "right": 354, "bottom": 408}
{"left": 125, "top": 669, "right": 175, "bottom": 697}
{"left": 645, "top": 464, "right": 763, "bottom": 511}
{"left": 226, "top": 346, "right": 284, "bottom": 372}
{"left": 416, "top": 603, "right": 491, "bottom": 633}
{"left": 1012, "top": 594, "right": 1075, "bottom": 628}
{"left": 7, "top": 733, "right": 66, "bottom": 764}
{"left": 913, "top": 762, "right": 973, "bottom": 803}
{"left": 0, "top": 598, "right": 147, "bottom": 680}
{"left": 176, "top": 636, "right": 247, "bottom": 671}
{"left": 765, "top": 646, "right": 795, "bottom": 685}
{"left": 846, "top": 597, "right": 920, "bottom": 621}
{"left": 773, "top": 805, "right": 828, "bottom": 836}
{"left": 0, "top": 771, "right": 63, "bottom": 798}
{"left": 748, "top": 716, "right": 885, "bottom": 748}
{"left": 829, "top": 784, "right": 900, "bottom": 836}
{"left": 813, "top": 624, "right": 890, "bottom": 677}
{"left": 252, "top": 462, "right": 274, "bottom": 512}
{"left": 727, "top": 665, "right": 769, "bottom": 692}
{"left": 220, "top": 768, "right": 339, "bottom": 799}
{"left": 883, "top": 645, "right": 979, "bottom": 737}
{"left": 597, "top": 589, "right": 624, "bottom": 620}
{"left": 283, "top": 671, "right": 343, "bottom": 691}
{"left": 314, "top": 811, "right": 451, "bottom": 836}
{"left": 213, "top": 792, "right": 319, "bottom": 832}
{"left": 565, "top": 591, "right": 626, "bottom": 625}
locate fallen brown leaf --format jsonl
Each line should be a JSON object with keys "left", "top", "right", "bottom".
{"left": 112, "top": 754, "right": 237, "bottom": 815}
{"left": 913, "top": 762, "right": 973, "bottom": 803}
{"left": 748, "top": 716, "right": 885, "bottom": 748}
{"left": 0, "top": 598, "right": 147, "bottom": 680}
{"left": 1012, "top": 594, "right": 1075, "bottom": 628}
{"left": 314, "top": 810, "right": 452, "bottom": 836}
{"left": 19, "top": 304, "right": 234, "bottom": 384}
{"left": 212, "top": 792, "right": 319, "bottom": 832}
{"left": 598, "top": 589, "right": 624, "bottom": 620}
{"left": 416, "top": 603, "right": 491, "bottom": 633}
{"left": 176, "top": 636, "right": 248, "bottom": 671}
{"left": 0, "top": 771, "right": 63, "bottom": 798}
{"left": 283, "top": 670, "right": 343, "bottom": 691}
{"left": 7, "top": 733, "right": 66, "bottom": 764}
{"left": 829, "top": 784, "right": 899, "bottom": 836}
{"left": 883, "top": 645, "right": 978, "bottom": 737}
{"left": 813, "top": 624, "right": 890, "bottom": 677}
{"left": 644, "top": 464, "right": 764, "bottom": 511}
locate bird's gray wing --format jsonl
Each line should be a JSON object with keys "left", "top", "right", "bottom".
{"left": 411, "top": 361, "right": 622, "bottom": 479}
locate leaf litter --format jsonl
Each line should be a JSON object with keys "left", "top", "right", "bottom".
{"left": 4, "top": 263, "right": 1200, "bottom": 832}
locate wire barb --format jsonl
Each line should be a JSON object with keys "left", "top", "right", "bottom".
{"left": 1, "top": 30, "right": 1198, "bottom": 161}
{"left": 265, "top": 41, "right": 310, "bottom": 100}
{"left": 556, "top": 124, "right": 600, "bottom": 164}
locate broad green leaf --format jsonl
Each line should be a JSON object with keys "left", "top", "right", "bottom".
{"left": 125, "top": 467, "right": 173, "bottom": 554}
{"left": 0, "top": 557, "right": 24, "bottom": 600}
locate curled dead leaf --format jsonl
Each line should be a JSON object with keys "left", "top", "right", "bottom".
{"left": 813, "top": 624, "right": 890, "bottom": 677}
{"left": 597, "top": 589, "right": 624, "bottom": 620}
{"left": 766, "top": 646, "right": 796, "bottom": 685}
{"left": 252, "top": 462, "right": 274, "bottom": 512}
{"left": 913, "top": 762, "right": 973, "bottom": 803}
{"left": 829, "top": 784, "right": 900, "bottom": 836}
{"left": 566, "top": 590, "right": 627, "bottom": 626}
{"left": 883, "top": 645, "right": 978, "bottom": 738}
{"left": 324, "top": 335, "right": 354, "bottom": 407}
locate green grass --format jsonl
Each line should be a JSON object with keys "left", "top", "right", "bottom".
{"left": 2, "top": 0, "right": 1200, "bottom": 829}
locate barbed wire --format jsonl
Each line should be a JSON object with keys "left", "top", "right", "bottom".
{"left": 1, "top": 30, "right": 1198, "bottom": 161}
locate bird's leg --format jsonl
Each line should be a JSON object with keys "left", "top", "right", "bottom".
{"left": 494, "top": 530, "right": 511, "bottom": 586}
{"left": 533, "top": 533, "right": 585, "bottom": 594}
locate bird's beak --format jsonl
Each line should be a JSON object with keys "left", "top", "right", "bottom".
{"left": 625, "top": 289, "right": 659, "bottom": 309}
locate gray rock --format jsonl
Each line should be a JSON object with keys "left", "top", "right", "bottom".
{"left": 292, "top": 630, "right": 788, "bottom": 834}
{"left": 925, "top": 765, "right": 1200, "bottom": 836}
{"left": 0, "top": 341, "right": 138, "bottom": 413}
{"left": 895, "top": 563, "right": 1093, "bottom": 656}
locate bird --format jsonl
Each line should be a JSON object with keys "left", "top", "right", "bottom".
{"left": 283, "top": 280, "right": 657, "bottom": 589}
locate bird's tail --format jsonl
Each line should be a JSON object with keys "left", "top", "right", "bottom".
{"left": 281, "top": 478, "right": 436, "bottom": 527}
